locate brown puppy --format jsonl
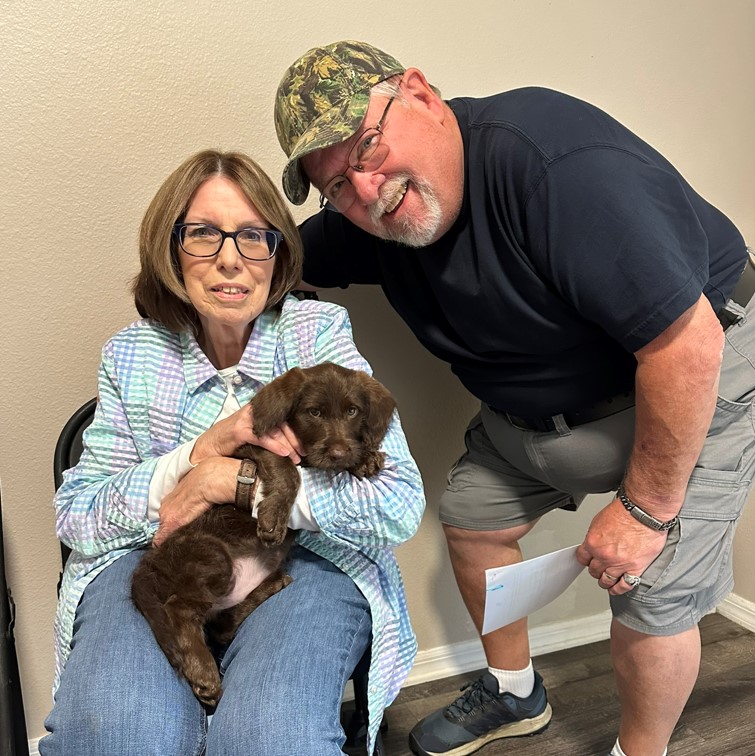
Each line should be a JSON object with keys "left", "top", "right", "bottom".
{"left": 131, "top": 363, "right": 396, "bottom": 708}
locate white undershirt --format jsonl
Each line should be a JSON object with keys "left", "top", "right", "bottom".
{"left": 147, "top": 366, "right": 317, "bottom": 530}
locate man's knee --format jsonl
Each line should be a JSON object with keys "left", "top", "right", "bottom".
{"left": 443, "top": 520, "right": 538, "bottom": 551}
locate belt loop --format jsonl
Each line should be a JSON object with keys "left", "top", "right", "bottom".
{"left": 552, "top": 413, "right": 571, "bottom": 437}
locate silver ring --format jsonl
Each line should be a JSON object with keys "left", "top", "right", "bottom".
{"left": 603, "top": 572, "right": 619, "bottom": 582}
{"left": 623, "top": 573, "right": 641, "bottom": 587}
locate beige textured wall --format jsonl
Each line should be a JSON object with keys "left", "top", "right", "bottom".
{"left": 2, "top": 0, "right": 754, "bottom": 740}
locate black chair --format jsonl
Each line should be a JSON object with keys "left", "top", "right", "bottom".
{"left": 53, "top": 397, "right": 97, "bottom": 579}
{"left": 54, "top": 399, "right": 384, "bottom": 755}
{"left": 0, "top": 485, "right": 30, "bottom": 756}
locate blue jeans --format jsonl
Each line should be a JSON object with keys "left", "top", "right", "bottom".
{"left": 40, "top": 545, "right": 372, "bottom": 756}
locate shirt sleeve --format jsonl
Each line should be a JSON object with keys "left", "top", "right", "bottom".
{"left": 252, "top": 476, "right": 318, "bottom": 531}
{"left": 300, "top": 210, "right": 383, "bottom": 288}
{"left": 147, "top": 440, "right": 197, "bottom": 523}
{"left": 54, "top": 349, "right": 159, "bottom": 558}
{"left": 294, "top": 307, "right": 426, "bottom": 550}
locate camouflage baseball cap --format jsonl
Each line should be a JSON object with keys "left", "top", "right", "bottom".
{"left": 275, "top": 40, "right": 405, "bottom": 205}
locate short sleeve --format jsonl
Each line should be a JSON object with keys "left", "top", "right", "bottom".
{"left": 300, "top": 210, "right": 383, "bottom": 288}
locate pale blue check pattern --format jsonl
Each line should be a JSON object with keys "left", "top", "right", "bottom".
{"left": 53, "top": 296, "right": 425, "bottom": 748}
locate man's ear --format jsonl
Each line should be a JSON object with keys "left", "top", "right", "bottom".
{"left": 401, "top": 68, "right": 445, "bottom": 118}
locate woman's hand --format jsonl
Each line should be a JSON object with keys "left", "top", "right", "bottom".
{"left": 190, "top": 403, "right": 303, "bottom": 465}
{"left": 153, "top": 456, "right": 238, "bottom": 547}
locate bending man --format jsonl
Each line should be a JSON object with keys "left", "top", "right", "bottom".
{"left": 274, "top": 40, "right": 754, "bottom": 756}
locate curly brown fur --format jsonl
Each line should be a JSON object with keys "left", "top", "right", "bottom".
{"left": 131, "top": 363, "right": 395, "bottom": 708}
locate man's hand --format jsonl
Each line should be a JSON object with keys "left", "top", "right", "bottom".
{"left": 153, "top": 456, "right": 238, "bottom": 547}
{"left": 576, "top": 296, "right": 720, "bottom": 594}
{"left": 576, "top": 497, "right": 668, "bottom": 595}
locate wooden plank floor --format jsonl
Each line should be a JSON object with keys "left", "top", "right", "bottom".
{"left": 344, "top": 613, "right": 755, "bottom": 756}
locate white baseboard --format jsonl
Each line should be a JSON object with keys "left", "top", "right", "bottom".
{"left": 717, "top": 591, "right": 755, "bottom": 632}
{"left": 30, "top": 595, "right": 753, "bottom": 751}
{"left": 403, "top": 608, "right": 613, "bottom": 689}
{"left": 344, "top": 608, "right": 612, "bottom": 702}
{"left": 401, "top": 592, "right": 755, "bottom": 693}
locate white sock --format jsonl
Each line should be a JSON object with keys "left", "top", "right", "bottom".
{"left": 488, "top": 660, "right": 534, "bottom": 698}
{"left": 611, "top": 739, "right": 667, "bottom": 756}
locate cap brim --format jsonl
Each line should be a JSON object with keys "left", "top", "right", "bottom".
{"left": 282, "top": 93, "right": 371, "bottom": 205}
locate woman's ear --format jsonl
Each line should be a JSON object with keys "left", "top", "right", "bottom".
{"left": 250, "top": 367, "right": 306, "bottom": 436}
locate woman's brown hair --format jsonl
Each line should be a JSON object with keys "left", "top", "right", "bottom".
{"left": 132, "top": 150, "right": 303, "bottom": 333}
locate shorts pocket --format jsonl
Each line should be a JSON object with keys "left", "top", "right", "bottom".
{"left": 641, "top": 501, "right": 740, "bottom": 602}
{"left": 445, "top": 455, "right": 472, "bottom": 492}
{"left": 691, "top": 395, "right": 755, "bottom": 484}
{"left": 639, "top": 398, "right": 754, "bottom": 601}
{"left": 719, "top": 314, "right": 755, "bottom": 404}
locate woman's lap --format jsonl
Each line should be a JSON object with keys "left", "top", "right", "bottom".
{"left": 40, "top": 545, "right": 371, "bottom": 756}
{"left": 210, "top": 546, "right": 372, "bottom": 755}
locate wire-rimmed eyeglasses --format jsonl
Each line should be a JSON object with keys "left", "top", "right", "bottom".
{"left": 318, "top": 96, "right": 396, "bottom": 214}
{"left": 173, "top": 223, "right": 282, "bottom": 261}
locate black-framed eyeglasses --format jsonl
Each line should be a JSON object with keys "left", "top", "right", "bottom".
{"left": 319, "top": 96, "right": 396, "bottom": 214}
{"left": 173, "top": 223, "right": 282, "bottom": 261}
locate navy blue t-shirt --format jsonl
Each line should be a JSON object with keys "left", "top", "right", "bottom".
{"left": 300, "top": 87, "right": 746, "bottom": 416}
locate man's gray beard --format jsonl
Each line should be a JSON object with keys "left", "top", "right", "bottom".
{"left": 368, "top": 174, "right": 443, "bottom": 248}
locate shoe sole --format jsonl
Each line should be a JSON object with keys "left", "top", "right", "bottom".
{"left": 408, "top": 703, "right": 552, "bottom": 756}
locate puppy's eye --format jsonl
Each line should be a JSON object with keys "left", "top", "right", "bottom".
{"left": 308, "top": 408, "right": 321, "bottom": 417}
{"left": 347, "top": 406, "right": 359, "bottom": 416}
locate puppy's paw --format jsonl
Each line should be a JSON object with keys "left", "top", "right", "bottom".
{"left": 187, "top": 665, "right": 223, "bottom": 709}
{"left": 193, "top": 681, "right": 223, "bottom": 710}
{"left": 256, "top": 505, "right": 289, "bottom": 547}
{"left": 354, "top": 450, "right": 385, "bottom": 479}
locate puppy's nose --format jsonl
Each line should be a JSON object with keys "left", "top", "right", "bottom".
{"left": 328, "top": 445, "right": 348, "bottom": 461}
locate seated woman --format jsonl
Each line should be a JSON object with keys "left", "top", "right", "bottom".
{"left": 41, "top": 149, "right": 425, "bottom": 756}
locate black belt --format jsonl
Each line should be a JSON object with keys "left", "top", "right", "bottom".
{"left": 718, "top": 251, "right": 755, "bottom": 330}
{"left": 500, "top": 390, "right": 636, "bottom": 433}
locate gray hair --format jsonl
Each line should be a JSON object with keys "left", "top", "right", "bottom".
{"left": 371, "top": 73, "right": 442, "bottom": 100}
{"left": 371, "top": 74, "right": 405, "bottom": 99}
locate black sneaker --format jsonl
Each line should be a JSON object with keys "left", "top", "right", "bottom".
{"left": 408, "top": 670, "right": 552, "bottom": 756}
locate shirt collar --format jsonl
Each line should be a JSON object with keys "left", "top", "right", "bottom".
{"left": 180, "top": 307, "right": 280, "bottom": 392}
{"left": 237, "top": 308, "right": 278, "bottom": 385}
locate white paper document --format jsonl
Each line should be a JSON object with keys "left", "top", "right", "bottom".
{"left": 482, "top": 545, "right": 585, "bottom": 635}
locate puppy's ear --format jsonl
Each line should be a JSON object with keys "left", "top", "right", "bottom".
{"left": 251, "top": 367, "right": 306, "bottom": 436}
{"left": 360, "top": 374, "right": 397, "bottom": 450}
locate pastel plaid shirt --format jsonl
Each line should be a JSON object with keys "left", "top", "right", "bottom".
{"left": 53, "top": 296, "right": 425, "bottom": 748}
